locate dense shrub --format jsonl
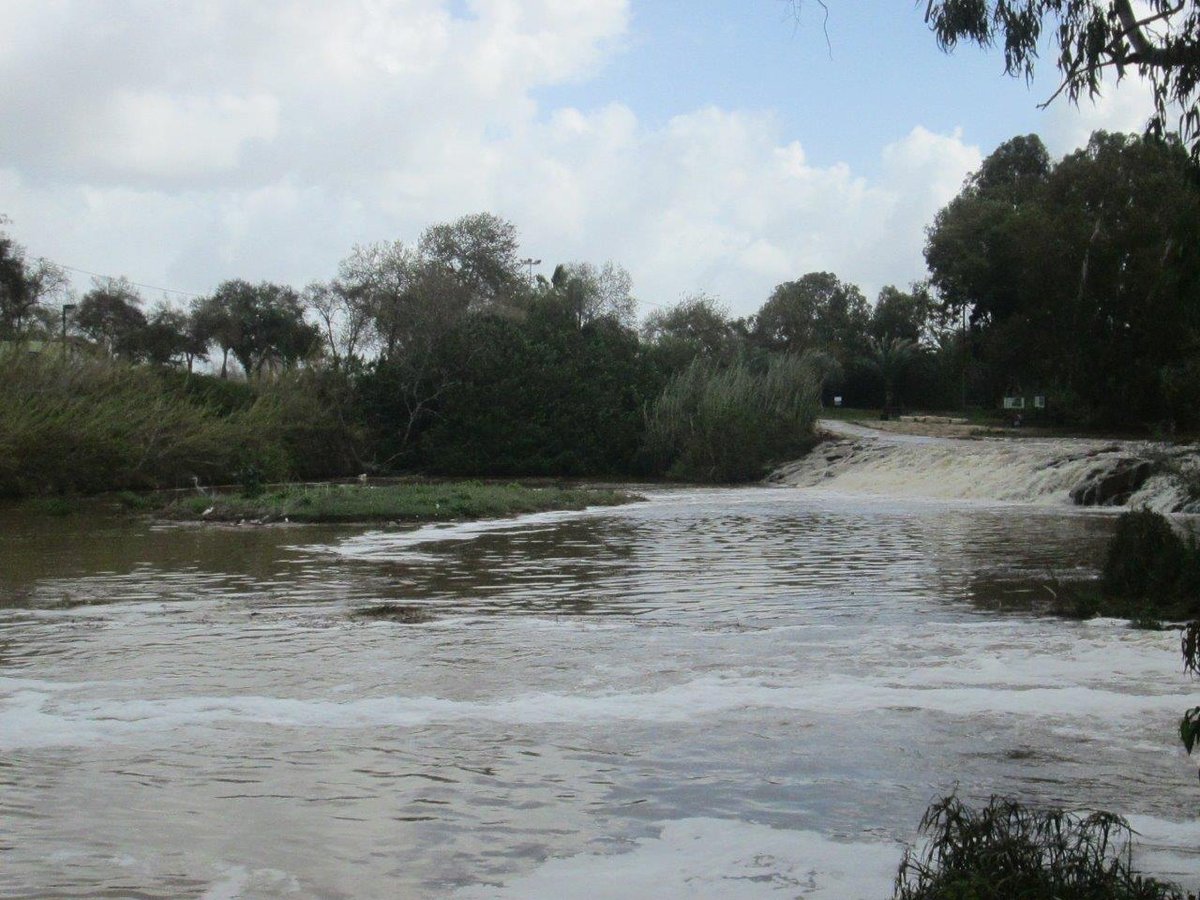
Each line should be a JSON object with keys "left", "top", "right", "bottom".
{"left": 0, "top": 352, "right": 360, "bottom": 496}
{"left": 248, "top": 369, "right": 364, "bottom": 480}
{"left": 158, "top": 369, "right": 257, "bottom": 414}
{"left": 410, "top": 309, "right": 658, "bottom": 477}
{"left": 644, "top": 352, "right": 820, "bottom": 482}
{"left": 894, "top": 795, "right": 1184, "bottom": 900}
{"left": 1102, "top": 510, "right": 1200, "bottom": 616}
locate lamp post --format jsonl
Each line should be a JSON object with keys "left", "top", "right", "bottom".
{"left": 519, "top": 257, "right": 541, "bottom": 282}
{"left": 61, "top": 303, "right": 76, "bottom": 352}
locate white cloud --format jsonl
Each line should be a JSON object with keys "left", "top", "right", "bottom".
{"left": 0, "top": 0, "right": 981, "bottom": 317}
{"left": 91, "top": 91, "right": 280, "bottom": 178}
{"left": 1041, "top": 74, "right": 1159, "bottom": 157}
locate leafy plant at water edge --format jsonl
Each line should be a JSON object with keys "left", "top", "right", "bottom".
{"left": 1102, "top": 510, "right": 1200, "bottom": 617}
{"left": 893, "top": 794, "right": 1184, "bottom": 900}
{"left": 0, "top": 351, "right": 362, "bottom": 497}
{"left": 644, "top": 352, "right": 820, "bottom": 482}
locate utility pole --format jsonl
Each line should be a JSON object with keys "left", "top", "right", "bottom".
{"left": 61, "top": 303, "right": 76, "bottom": 353}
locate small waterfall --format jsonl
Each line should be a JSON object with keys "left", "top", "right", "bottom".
{"left": 769, "top": 422, "right": 1200, "bottom": 511}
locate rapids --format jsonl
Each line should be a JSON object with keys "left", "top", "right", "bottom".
{"left": 2, "top": 433, "right": 1199, "bottom": 897}
{"left": 770, "top": 419, "right": 1200, "bottom": 512}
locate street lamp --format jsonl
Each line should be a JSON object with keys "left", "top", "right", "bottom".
{"left": 61, "top": 303, "right": 76, "bottom": 351}
{"left": 519, "top": 257, "right": 541, "bottom": 281}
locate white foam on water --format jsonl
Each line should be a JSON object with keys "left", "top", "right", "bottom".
{"left": 451, "top": 817, "right": 900, "bottom": 899}
{"left": 302, "top": 507, "right": 613, "bottom": 561}
{"left": 1126, "top": 814, "right": 1200, "bottom": 887}
{"left": 199, "top": 865, "right": 300, "bottom": 900}
{"left": 4, "top": 635, "right": 1191, "bottom": 750}
{"left": 773, "top": 423, "right": 1200, "bottom": 511}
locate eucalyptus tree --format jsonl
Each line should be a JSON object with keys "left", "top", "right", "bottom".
{"left": 925, "top": 1, "right": 1200, "bottom": 157}
{"left": 136, "top": 304, "right": 193, "bottom": 367}
{"left": 641, "top": 292, "right": 739, "bottom": 373}
{"left": 331, "top": 240, "right": 419, "bottom": 361}
{"left": 925, "top": 129, "right": 1200, "bottom": 424}
{"left": 871, "top": 284, "right": 940, "bottom": 346}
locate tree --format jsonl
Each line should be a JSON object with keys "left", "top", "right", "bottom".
{"left": 925, "top": 1, "right": 1200, "bottom": 158}
{"left": 871, "top": 284, "right": 939, "bottom": 345}
{"left": 201, "top": 280, "right": 318, "bottom": 378}
{"left": 134, "top": 304, "right": 194, "bottom": 367}
{"left": 925, "top": 129, "right": 1200, "bottom": 424}
{"left": 547, "top": 260, "right": 637, "bottom": 329}
{"left": 642, "top": 292, "right": 739, "bottom": 372}
{"left": 751, "top": 272, "right": 870, "bottom": 367}
{"left": 190, "top": 293, "right": 239, "bottom": 378}
{"left": 75, "top": 278, "right": 147, "bottom": 358}
{"left": 925, "top": 134, "right": 1054, "bottom": 329}
{"left": 331, "top": 240, "right": 419, "bottom": 361}
{"left": 356, "top": 260, "right": 478, "bottom": 459}
{"left": 864, "top": 335, "right": 919, "bottom": 419}
{"left": 304, "top": 278, "right": 374, "bottom": 372}
{"left": 179, "top": 305, "right": 213, "bottom": 373}
{"left": 418, "top": 212, "right": 523, "bottom": 307}
{"left": 417, "top": 304, "right": 655, "bottom": 477}
{"left": 0, "top": 220, "right": 68, "bottom": 340}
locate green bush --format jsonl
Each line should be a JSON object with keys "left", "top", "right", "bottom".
{"left": 644, "top": 352, "right": 820, "bottom": 482}
{"left": 894, "top": 795, "right": 1184, "bottom": 900}
{"left": 1102, "top": 510, "right": 1200, "bottom": 616}
{"left": 0, "top": 352, "right": 316, "bottom": 496}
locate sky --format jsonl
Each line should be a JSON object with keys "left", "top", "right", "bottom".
{"left": 0, "top": 0, "right": 1159, "bottom": 318}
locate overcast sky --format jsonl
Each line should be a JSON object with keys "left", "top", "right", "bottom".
{"left": 0, "top": 0, "right": 1157, "bottom": 318}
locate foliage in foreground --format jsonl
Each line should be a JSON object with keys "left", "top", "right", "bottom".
{"left": 894, "top": 795, "right": 1185, "bottom": 900}
{"left": 165, "top": 481, "right": 638, "bottom": 523}
{"left": 644, "top": 352, "right": 821, "bottom": 482}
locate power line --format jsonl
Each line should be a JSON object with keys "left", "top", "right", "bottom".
{"left": 57, "top": 264, "right": 205, "bottom": 299}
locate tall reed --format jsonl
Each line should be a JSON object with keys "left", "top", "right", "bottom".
{"left": 644, "top": 352, "right": 820, "bottom": 482}
{"left": 0, "top": 351, "right": 346, "bottom": 496}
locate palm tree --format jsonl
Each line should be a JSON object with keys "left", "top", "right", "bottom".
{"left": 865, "top": 335, "right": 918, "bottom": 420}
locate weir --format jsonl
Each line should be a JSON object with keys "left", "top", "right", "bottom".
{"left": 770, "top": 420, "right": 1200, "bottom": 512}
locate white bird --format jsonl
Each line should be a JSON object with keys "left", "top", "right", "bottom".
{"left": 357, "top": 473, "right": 368, "bottom": 484}
{"left": 191, "top": 475, "right": 212, "bottom": 498}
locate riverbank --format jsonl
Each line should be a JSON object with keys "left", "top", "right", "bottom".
{"left": 156, "top": 481, "right": 642, "bottom": 523}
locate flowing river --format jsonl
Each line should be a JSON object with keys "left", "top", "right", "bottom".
{"left": 3, "top": 435, "right": 1200, "bottom": 897}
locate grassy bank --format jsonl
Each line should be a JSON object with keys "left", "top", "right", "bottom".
{"left": 161, "top": 481, "right": 641, "bottom": 523}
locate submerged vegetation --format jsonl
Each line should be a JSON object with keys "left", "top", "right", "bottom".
{"left": 894, "top": 794, "right": 1185, "bottom": 900}
{"left": 163, "top": 481, "right": 638, "bottom": 523}
{"left": 350, "top": 604, "right": 435, "bottom": 624}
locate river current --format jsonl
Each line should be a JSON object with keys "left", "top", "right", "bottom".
{"left": 2, "top": 482, "right": 1199, "bottom": 897}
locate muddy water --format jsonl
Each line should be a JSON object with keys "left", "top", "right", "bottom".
{"left": 1, "top": 489, "right": 1198, "bottom": 898}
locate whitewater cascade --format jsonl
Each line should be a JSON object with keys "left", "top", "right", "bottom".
{"left": 769, "top": 420, "right": 1200, "bottom": 511}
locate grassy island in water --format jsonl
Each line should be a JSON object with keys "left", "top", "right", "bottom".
{"left": 159, "top": 481, "right": 640, "bottom": 524}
